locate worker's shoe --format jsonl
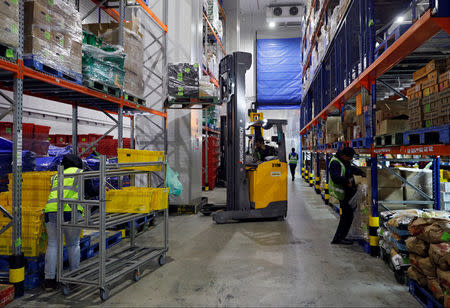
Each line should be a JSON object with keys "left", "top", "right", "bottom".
{"left": 44, "top": 279, "right": 58, "bottom": 291}
{"left": 331, "top": 239, "right": 353, "bottom": 245}
{"left": 292, "top": 177, "right": 295, "bottom": 181}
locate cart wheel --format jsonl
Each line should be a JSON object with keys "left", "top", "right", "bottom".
{"left": 62, "top": 284, "right": 71, "bottom": 296}
{"left": 133, "top": 269, "right": 141, "bottom": 282}
{"left": 158, "top": 253, "right": 166, "bottom": 266}
{"left": 100, "top": 287, "right": 110, "bottom": 301}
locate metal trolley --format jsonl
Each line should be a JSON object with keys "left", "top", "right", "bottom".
{"left": 55, "top": 156, "right": 169, "bottom": 301}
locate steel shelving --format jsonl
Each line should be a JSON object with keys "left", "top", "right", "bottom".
{"left": 299, "top": 0, "right": 450, "bottom": 257}
{"left": 0, "top": 0, "right": 168, "bottom": 296}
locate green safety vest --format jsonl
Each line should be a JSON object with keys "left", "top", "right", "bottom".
{"left": 328, "top": 156, "right": 346, "bottom": 201}
{"left": 289, "top": 153, "right": 299, "bottom": 165}
{"left": 45, "top": 167, "right": 84, "bottom": 213}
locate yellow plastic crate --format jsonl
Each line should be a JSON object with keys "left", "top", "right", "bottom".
{"left": 8, "top": 171, "right": 55, "bottom": 191}
{"left": 118, "top": 149, "right": 164, "bottom": 171}
{"left": 0, "top": 192, "right": 48, "bottom": 211}
{"left": 0, "top": 211, "right": 44, "bottom": 238}
{"left": 106, "top": 187, "right": 154, "bottom": 213}
{"left": 0, "top": 235, "right": 46, "bottom": 257}
{"left": 151, "top": 188, "right": 169, "bottom": 211}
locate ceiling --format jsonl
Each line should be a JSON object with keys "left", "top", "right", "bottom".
{"left": 240, "top": 0, "right": 307, "bottom": 15}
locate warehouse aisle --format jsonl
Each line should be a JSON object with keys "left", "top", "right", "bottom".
{"left": 13, "top": 180, "right": 419, "bottom": 307}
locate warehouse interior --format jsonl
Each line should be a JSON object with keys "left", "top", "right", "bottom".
{"left": 0, "top": 0, "right": 449, "bottom": 306}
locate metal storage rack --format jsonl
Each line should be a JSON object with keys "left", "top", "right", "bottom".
{"left": 55, "top": 156, "right": 168, "bottom": 301}
{"left": 299, "top": 0, "right": 450, "bottom": 256}
{"left": 0, "top": 0, "right": 168, "bottom": 296}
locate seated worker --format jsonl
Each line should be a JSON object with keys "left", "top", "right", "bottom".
{"left": 254, "top": 138, "right": 277, "bottom": 162}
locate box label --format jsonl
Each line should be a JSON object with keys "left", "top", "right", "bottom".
{"left": 271, "top": 172, "right": 281, "bottom": 177}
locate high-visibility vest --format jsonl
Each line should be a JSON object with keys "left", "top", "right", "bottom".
{"left": 289, "top": 152, "right": 299, "bottom": 165}
{"left": 328, "top": 156, "right": 346, "bottom": 201}
{"left": 45, "top": 167, "right": 84, "bottom": 213}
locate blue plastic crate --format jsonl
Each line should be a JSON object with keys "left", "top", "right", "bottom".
{"left": 409, "top": 279, "right": 443, "bottom": 308}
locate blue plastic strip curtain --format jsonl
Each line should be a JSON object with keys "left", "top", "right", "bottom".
{"left": 257, "top": 37, "right": 302, "bottom": 109}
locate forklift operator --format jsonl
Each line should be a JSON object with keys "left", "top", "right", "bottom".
{"left": 254, "top": 138, "right": 277, "bottom": 162}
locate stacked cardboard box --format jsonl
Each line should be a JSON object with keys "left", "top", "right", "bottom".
{"left": 406, "top": 57, "right": 450, "bottom": 130}
{"left": 83, "top": 20, "right": 144, "bottom": 97}
{"left": 376, "top": 100, "right": 409, "bottom": 135}
{"left": 0, "top": 0, "right": 19, "bottom": 49}
{"left": 325, "top": 116, "right": 342, "bottom": 144}
{"left": 24, "top": 0, "right": 82, "bottom": 74}
{"left": 408, "top": 90, "right": 450, "bottom": 130}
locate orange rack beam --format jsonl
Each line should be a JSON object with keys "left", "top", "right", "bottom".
{"left": 203, "top": 11, "right": 226, "bottom": 55}
{"left": 135, "top": 0, "right": 168, "bottom": 33}
{"left": 300, "top": 10, "right": 443, "bottom": 135}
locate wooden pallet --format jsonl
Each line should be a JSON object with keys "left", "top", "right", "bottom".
{"left": 404, "top": 124, "right": 450, "bottom": 145}
{"left": 165, "top": 96, "right": 220, "bottom": 109}
{"left": 124, "top": 92, "right": 146, "bottom": 106}
{"left": 83, "top": 79, "right": 121, "bottom": 97}
{"left": 23, "top": 54, "right": 82, "bottom": 84}
{"left": 375, "top": 132, "right": 404, "bottom": 147}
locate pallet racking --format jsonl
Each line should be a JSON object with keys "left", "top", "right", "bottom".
{"left": 0, "top": 0, "right": 168, "bottom": 296}
{"left": 299, "top": 0, "right": 450, "bottom": 257}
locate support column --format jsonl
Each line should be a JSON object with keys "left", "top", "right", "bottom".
{"left": 223, "top": 0, "right": 240, "bottom": 53}
{"left": 324, "top": 154, "right": 330, "bottom": 205}
{"left": 10, "top": 0, "right": 25, "bottom": 297}
{"left": 72, "top": 104, "right": 78, "bottom": 154}
{"left": 434, "top": 156, "right": 441, "bottom": 210}
{"left": 309, "top": 152, "right": 314, "bottom": 187}
{"left": 118, "top": 107, "right": 123, "bottom": 148}
{"left": 315, "top": 153, "right": 321, "bottom": 194}
{"left": 369, "top": 83, "right": 379, "bottom": 257}
{"left": 130, "top": 116, "right": 135, "bottom": 149}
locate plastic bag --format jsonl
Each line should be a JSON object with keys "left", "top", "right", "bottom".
{"left": 166, "top": 165, "right": 182, "bottom": 196}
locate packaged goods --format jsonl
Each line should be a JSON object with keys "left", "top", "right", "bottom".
{"left": 83, "top": 20, "right": 144, "bottom": 96}
{"left": 428, "top": 278, "right": 445, "bottom": 301}
{"left": 377, "top": 119, "right": 409, "bottom": 135}
{"left": 418, "top": 219, "right": 450, "bottom": 244}
{"left": 437, "top": 268, "right": 450, "bottom": 292}
{"left": 24, "top": 0, "right": 82, "bottom": 74}
{"left": 406, "top": 237, "right": 429, "bottom": 257}
{"left": 168, "top": 63, "right": 199, "bottom": 98}
{"left": 410, "top": 253, "right": 436, "bottom": 277}
{"left": 325, "top": 117, "right": 342, "bottom": 144}
{"left": 0, "top": 15, "right": 19, "bottom": 49}
{"left": 408, "top": 266, "right": 428, "bottom": 287}
{"left": 444, "top": 295, "right": 450, "bottom": 308}
{"left": 199, "top": 76, "right": 216, "bottom": 97}
{"left": 82, "top": 44, "right": 125, "bottom": 88}
{"left": 409, "top": 217, "right": 434, "bottom": 236}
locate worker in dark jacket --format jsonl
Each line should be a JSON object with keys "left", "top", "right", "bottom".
{"left": 329, "top": 147, "right": 366, "bottom": 245}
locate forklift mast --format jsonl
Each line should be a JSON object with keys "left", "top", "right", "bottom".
{"left": 219, "top": 52, "right": 252, "bottom": 212}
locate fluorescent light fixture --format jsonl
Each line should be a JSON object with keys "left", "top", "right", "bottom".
{"left": 396, "top": 15, "right": 404, "bottom": 23}
{"left": 269, "top": 21, "right": 276, "bottom": 28}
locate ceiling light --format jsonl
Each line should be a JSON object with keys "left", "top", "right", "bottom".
{"left": 396, "top": 15, "right": 404, "bottom": 23}
{"left": 269, "top": 21, "right": 276, "bottom": 28}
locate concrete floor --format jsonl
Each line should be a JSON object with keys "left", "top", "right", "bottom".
{"left": 11, "top": 179, "right": 419, "bottom": 307}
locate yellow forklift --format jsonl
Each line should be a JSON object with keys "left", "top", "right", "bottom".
{"left": 201, "top": 52, "right": 288, "bottom": 223}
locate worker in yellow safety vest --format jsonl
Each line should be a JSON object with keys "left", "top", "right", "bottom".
{"left": 329, "top": 147, "right": 366, "bottom": 245}
{"left": 44, "top": 154, "right": 84, "bottom": 291}
{"left": 288, "top": 148, "right": 299, "bottom": 181}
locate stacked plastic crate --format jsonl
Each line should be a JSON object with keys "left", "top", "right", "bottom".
{"left": 202, "top": 135, "right": 219, "bottom": 190}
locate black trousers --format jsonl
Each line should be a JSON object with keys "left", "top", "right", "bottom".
{"left": 289, "top": 164, "right": 296, "bottom": 179}
{"left": 333, "top": 199, "right": 354, "bottom": 241}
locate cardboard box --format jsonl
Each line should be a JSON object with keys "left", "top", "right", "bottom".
{"left": 377, "top": 119, "right": 409, "bottom": 135}
{"left": 409, "top": 107, "right": 423, "bottom": 122}
{"left": 439, "top": 71, "right": 450, "bottom": 83}
{"left": 406, "top": 86, "right": 416, "bottom": 96}
{"left": 414, "top": 91, "right": 423, "bottom": 99}
{"left": 343, "top": 110, "right": 356, "bottom": 124}
{"left": 426, "top": 59, "right": 447, "bottom": 74}
{"left": 0, "top": 13, "right": 18, "bottom": 48}
{"left": 124, "top": 69, "right": 144, "bottom": 98}
{"left": 409, "top": 98, "right": 422, "bottom": 109}
{"left": 0, "top": 0, "right": 18, "bottom": 22}
{"left": 428, "top": 70, "right": 439, "bottom": 83}
{"left": 325, "top": 116, "right": 342, "bottom": 144}
{"left": 440, "top": 80, "right": 449, "bottom": 92}
{"left": 413, "top": 66, "right": 428, "bottom": 81}
{"left": 422, "top": 78, "right": 437, "bottom": 90}
{"left": 354, "top": 114, "right": 366, "bottom": 138}
{"left": 409, "top": 120, "right": 423, "bottom": 130}
{"left": 377, "top": 100, "right": 408, "bottom": 120}
{"left": 24, "top": 1, "right": 52, "bottom": 34}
